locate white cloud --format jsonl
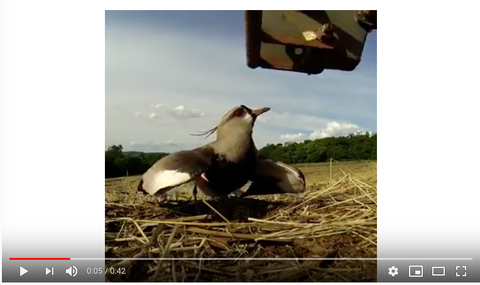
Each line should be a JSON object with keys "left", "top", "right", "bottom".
{"left": 132, "top": 111, "right": 162, "bottom": 120}
{"left": 280, "top": 133, "right": 307, "bottom": 142}
{"left": 135, "top": 104, "right": 205, "bottom": 121}
{"left": 280, "top": 121, "right": 366, "bottom": 142}
{"left": 310, "top": 121, "right": 362, "bottom": 139}
{"left": 148, "top": 113, "right": 158, "bottom": 120}
{"left": 165, "top": 105, "right": 205, "bottom": 119}
{"left": 163, "top": 140, "right": 178, "bottom": 146}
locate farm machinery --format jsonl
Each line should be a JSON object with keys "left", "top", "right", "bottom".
{"left": 245, "top": 10, "right": 377, "bottom": 75}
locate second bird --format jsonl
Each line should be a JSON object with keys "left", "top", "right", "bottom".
{"left": 138, "top": 105, "right": 306, "bottom": 202}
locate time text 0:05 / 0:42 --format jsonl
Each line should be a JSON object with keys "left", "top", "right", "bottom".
{"left": 86, "top": 267, "right": 126, "bottom": 275}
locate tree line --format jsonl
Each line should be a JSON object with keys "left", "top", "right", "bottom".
{"left": 105, "top": 132, "right": 376, "bottom": 178}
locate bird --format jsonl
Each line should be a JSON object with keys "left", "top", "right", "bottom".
{"left": 137, "top": 105, "right": 306, "bottom": 205}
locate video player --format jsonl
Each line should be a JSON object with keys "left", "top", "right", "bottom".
{"left": 2, "top": 5, "right": 480, "bottom": 284}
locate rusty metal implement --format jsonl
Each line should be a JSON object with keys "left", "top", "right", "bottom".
{"left": 245, "top": 10, "right": 377, "bottom": 75}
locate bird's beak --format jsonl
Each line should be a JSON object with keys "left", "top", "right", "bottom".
{"left": 251, "top": 107, "right": 270, "bottom": 117}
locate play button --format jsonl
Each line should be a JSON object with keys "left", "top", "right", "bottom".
{"left": 20, "top": 266, "right": 28, "bottom": 277}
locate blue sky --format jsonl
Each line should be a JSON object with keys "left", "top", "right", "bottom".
{"left": 105, "top": 11, "right": 377, "bottom": 152}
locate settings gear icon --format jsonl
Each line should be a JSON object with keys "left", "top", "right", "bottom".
{"left": 388, "top": 266, "right": 399, "bottom": 277}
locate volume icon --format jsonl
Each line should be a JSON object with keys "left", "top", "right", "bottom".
{"left": 65, "top": 266, "right": 77, "bottom": 277}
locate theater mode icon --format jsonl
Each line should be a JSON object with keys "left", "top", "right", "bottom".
{"left": 409, "top": 265, "right": 423, "bottom": 277}
{"left": 432, "top": 266, "right": 445, "bottom": 277}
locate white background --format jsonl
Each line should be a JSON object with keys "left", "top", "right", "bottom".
{"left": 2, "top": 0, "right": 480, "bottom": 284}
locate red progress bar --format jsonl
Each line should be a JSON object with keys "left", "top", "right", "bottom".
{"left": 10, "top": 258, "right": 71, "bottom": 260}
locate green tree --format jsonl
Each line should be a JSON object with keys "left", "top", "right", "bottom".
{"left": 104, "top": 133, "right": 377, "bottom": 178}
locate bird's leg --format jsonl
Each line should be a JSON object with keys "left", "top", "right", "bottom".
{"left": 192, "top": 183, "right": 200, "bottom": 215}
{"left": 155, "top": 193, "right": 166, "bottom": 206}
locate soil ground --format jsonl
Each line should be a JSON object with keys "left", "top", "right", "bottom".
{"left": 105, "top": 160, "right": 377, "bottom": 282}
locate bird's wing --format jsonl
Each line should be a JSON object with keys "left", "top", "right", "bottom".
{"left": 241, "top": 157, "right": 306, "bottom": 197}
{"left": 138, "top": 146, "right": 215, "bottom": 196}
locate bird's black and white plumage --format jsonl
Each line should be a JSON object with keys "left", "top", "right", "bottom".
{"left": 138, "top": 105, "right": 306, "bottom": 201}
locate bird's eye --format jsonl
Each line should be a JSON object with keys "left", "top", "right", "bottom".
{"left": 235, "top": 108, "right": 245, "bottom": 117}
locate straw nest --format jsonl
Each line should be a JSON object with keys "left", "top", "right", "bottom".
{"left": 105, "top": 161, "right": 377, "bottom": 282}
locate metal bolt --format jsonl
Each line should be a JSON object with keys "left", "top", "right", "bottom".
{"left": 318, "top": 23, "right": 336, "bottom": 44}
{"left": 355, "top": 10, "right": 377, "bottom": 31}
{"left": 321, "top": 23, "right": 334, "bottom": 35}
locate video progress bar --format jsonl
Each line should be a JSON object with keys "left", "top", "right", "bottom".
{"left": 79, "top": 257, "right": 474, "bottom": 261}
{"left": 10, "top": 258, "right": 71, "bottom": 260}
{"left": 10, "top": 257, "right": 474, "bottom": 261}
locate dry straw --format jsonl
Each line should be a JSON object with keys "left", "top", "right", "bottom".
{"left": 105, "top": 160, "right": 377, "bottom": 281}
